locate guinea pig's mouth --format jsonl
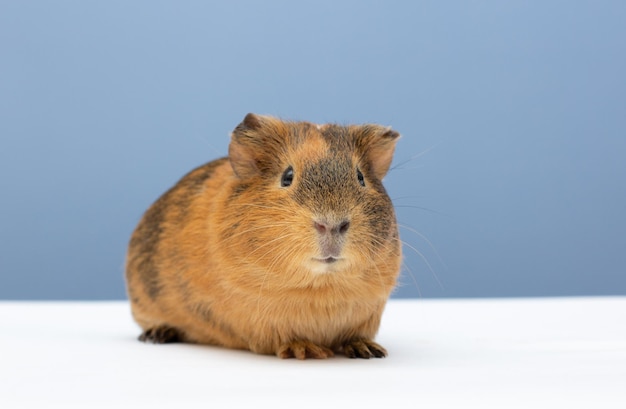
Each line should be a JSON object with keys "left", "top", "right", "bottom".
{"left": 314, "top": 257, "right": 341, "bottom": 264}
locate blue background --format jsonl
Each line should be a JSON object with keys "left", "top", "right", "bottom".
{"left": 1, "top": 1, "right": 625, "bottom": 300}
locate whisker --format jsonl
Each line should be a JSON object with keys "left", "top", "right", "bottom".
{"left": 395, "top": 205, "right": 449, "bottom": 217}
{"left": 351, "top": 231, "right": 403, "bottom": 294}
{"left": 397, "top": 223, "right": 447, "bottom": 270}
{"left": 391, "top": 195, "right": 428, "bottom": 202}
{"left": 398, "top": 260, "right": 423, "bottom": 298}
{"left": 400, "top": 239, "right": 445, "bottom": 291}
{"left": 230, "top": 203, "right": 286, "bottom": 210}
{"left": 388, "top": 143, "right": 439, "bottom": 172}
{"left": 244, "top": 231, "right": 300, "bottom": 263}
{"left": 225, "top": 222, "right": 297, "bottom": 241}
{"left": 190, "top": 133, "right": 222, "bottom": 158}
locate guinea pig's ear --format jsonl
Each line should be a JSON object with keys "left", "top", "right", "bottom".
{"left": 355, "top": 125, "right": 401, "bottom": 180}
{"left": 229, "top": 113, "right": 266, "bottom": 179}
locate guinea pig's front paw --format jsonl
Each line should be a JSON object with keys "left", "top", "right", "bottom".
{"left": 277, "top": 340, "right": 335, "bottom": 360}
{"left": 343, "top": 338, "right": 387, "bottom": 359}
{"left": 138, "top": 325, "right": 183, "bottom": 344}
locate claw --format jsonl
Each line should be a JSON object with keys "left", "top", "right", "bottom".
{"left": 277, "top": 340, "right": 334, "bottom": 360}
{"left": 343, "top": 339, "right": 387, "bottom": 359}
{"left": 138, "top": 325, "right": 182, "bottom": 344}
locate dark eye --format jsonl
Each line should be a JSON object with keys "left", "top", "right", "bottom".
{"left": 281, "top": 166, "right": 294, "bottom": 187}
{"left": 357, "top": 168, "right": 365, "bottom": 187}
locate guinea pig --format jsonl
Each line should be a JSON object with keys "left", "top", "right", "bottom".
{"left": 125, "top": 113, "right": 402, "bottom": 359}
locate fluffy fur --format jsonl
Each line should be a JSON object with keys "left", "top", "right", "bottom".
{"left": 125, "top": 113, "right": 402, "bottom": 359}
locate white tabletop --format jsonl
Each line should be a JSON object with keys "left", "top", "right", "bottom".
{"left": 1, "top": 297, "right": 625, "bottom": 408}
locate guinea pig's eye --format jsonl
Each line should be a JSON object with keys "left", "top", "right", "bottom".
{"left": 281, "top": 166, "right": 294, "bottom": 187}
{"left": 357, "top": 168, "right": 366, "bottom": 187}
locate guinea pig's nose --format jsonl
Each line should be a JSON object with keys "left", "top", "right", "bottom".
{"left": 314, "top": 219, "right": 350, "bottom": 236}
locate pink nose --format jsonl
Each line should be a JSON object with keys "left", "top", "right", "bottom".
{"left": 313, "top": 220, "right": 350, "bottom": 236}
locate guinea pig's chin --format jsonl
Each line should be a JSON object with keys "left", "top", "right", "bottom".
{"left": 306, "top": 257, "right": 348, "bottom": 275}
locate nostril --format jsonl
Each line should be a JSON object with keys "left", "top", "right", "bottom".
{"left": 314, "top": 221, "right": 327, "bottom": 234}
{"left": 314, "top": 219, "right": 350, "bottom": 236}
{"left": 338, "top": 220, "right": 350, "bottom": 235}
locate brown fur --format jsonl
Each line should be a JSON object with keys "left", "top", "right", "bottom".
{"left": 125, "top": 113, "right": 402, "bottom": 359}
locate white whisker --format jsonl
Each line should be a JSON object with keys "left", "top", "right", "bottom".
{"left": 400, "top": 239, "right": 444, "bottom": 291}
{"left": 388, "top": 143, "right": 439, "bottom": 172}
{"left": 398, "top": 223, "right": 447, "bottom": 270}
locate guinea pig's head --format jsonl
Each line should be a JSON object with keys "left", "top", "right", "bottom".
{"left": 222, "top": 113, "right": 401, "bottom": 292}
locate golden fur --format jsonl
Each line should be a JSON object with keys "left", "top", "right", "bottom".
{"left": 125, "top": 113, "right": 402, "bottom": 359}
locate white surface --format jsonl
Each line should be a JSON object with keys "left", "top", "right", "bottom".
{"left": 1, "top": 298, "right": 625, "bottom": 408}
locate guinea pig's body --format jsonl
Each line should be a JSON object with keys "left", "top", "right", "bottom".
{"left": 125, "top": 114, "right": 401, "bottom": 359}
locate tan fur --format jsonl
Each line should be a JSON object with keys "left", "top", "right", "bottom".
{"left": 125, "top": 114, "right": 402, "bottom": 359}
